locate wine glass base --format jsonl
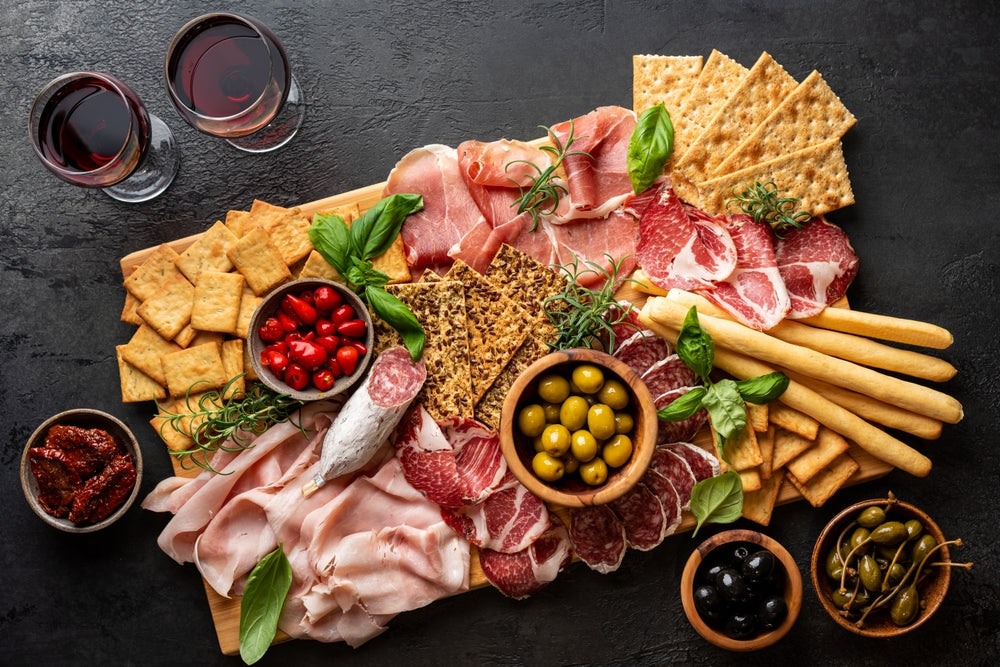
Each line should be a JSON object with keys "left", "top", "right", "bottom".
{"left": 103, "top": 113, "right": 180, "bottom": 203}
{"left": 225, "top": 75, "right": 306, "bottom": 153}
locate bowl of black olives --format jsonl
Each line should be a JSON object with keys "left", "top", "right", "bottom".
{"left": 680, "top": 529, "right": 802, "bottom": 651}
{"left": 811, "top": 495, "right": 964, "bottom": 637}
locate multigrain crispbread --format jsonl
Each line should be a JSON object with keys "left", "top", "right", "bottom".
{"left": 474, "top": 334, "right": 550, "bottom": 429}
{"left": 483, "top": 242, "right": 566, "bottom": 343}
{"left": 632, "top": 54, "right": 704, "bottom": 115}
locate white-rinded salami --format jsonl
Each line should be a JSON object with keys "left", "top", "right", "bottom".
{"left": 568, "top": 504, "right": 627, "bottom": 574}
{"left": 612, "top": 328, "right": 672, "bottom": 375}
{"left": 308, "top": 347, "right": 426, "bottom": 491}
{"left": 641, "top": 354, "right": 698, "bottom": 398}
{"left": 640, "top": 470, "right": 683, "bottom": 537}
{"left": 661, "top": 442, "right": 721, "bottom": 482}
{"left": 654, "top": 387, "right": 709, "bottom": 444}
{"left": 649, "top": 446, "right": 698, "bottom": 510}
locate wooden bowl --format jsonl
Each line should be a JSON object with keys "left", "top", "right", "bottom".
{"left": 680, "top": 529, "right": 802, "bottom": 651}
{"left": 248, "top": 278, "right": 374, "bottom": 401}
{"left": 811, "top": 497, "right": 951, "bottom": 637}
{"left": 499, "top": 348, "right": 657, "bottom": 508}
{"left": 20, "top": 409, "right": 142, "bottom": 533}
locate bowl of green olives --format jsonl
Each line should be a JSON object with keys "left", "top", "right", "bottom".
{"left": 811, "top": 495, "right": 958, "bottom": 637}
{"left": 680, "top": 529, "right": 802, "bottom": 651}
{"left": 499, "top": 348, "right": 657, "bottom": 508}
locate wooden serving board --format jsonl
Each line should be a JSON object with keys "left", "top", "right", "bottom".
{"left": 120, "top": 183, "right": 893, "bottom": 656}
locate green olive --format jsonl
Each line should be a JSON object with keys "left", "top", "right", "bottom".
{"left": 587, "top": 403, "right": 616, "bottom": 440}
{"left": 579, "top": 457, "right": 608, "bottom": 486}
{"left": 614, "top": 412, "right": 634, "bottom": 434}
{"left": 905, "top": 518, "right": 924, "bottom": 540}
{"left": 570, "top": 430, "right": 599, "bottom": 463}
{"left": 911, "top": 533, "right": 938, "bottom": 567}
{"left": 602, "top": 434, "right": 633, "bottom": 468}
{"left": 532, "top": 451, "right": 565, "bottom": 482}
{"left": 537, "top": 373, "right": 571, "bottom": 404}
{"left": 597, "top": 378, "right": 630, "bottom": 410}
{"left": 890, "top": 584, "right": 920, "bottom": 626}
{"left": 532, "top": 435, "right": 545, "bottom": 452}
{"left": 571, "top": 364, "right": 605, "bottom": 394}
{"left": 857, "top": 506, "right": 887, "bottom": 528}
{"left": 562, "top": 454, "right": 580, "bottom": 475}
{"left": 517, "top": 404, "right": 546, "bottom": 437}
{"left": 859, "top": 554, "right": 882, "bottom": 593}
{"left": 559, "top": 396, "right": 590, "bottom": 431}
{"left": 541, "top": 402, "right": 562, "bottom": 423}
{"left": 540, "top": 423, "right": 571, "bottom": 457}
{"left": 870, "top": 521, "right": 908, "bottom": 546}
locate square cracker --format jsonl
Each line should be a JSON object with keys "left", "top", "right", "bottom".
{"left": 787, "top": 452, "right": 859, "bottom": 508}
{"left": 235, "top": 288, "right": 263, "bottom": 339}
{"left": 712, "top": 70, "right": 857, "bottom": 177}
{"left": 673, "top": 51, "right": 799, "bottom": 184}
{"left": 225, "top": 209, "right": 251, "bottom": 238}
{"left": 175, "top": 221, "right": 239, "bottom": 282}
{"left": 632, "top": 54, "right": 704, "bottom": 115}
{"left": 742, "top": 469, "right": 785, "bottom": 526}
{"left": 297, "top": 250, "right": 344, "bottom": 282}
{"left": 121, "top": 324, "right": 180, "bottom": 385}
{"left": 190, "top": 270, "right": 245, "bottom": 334}
{"left": 669, "top": 50, "right": 748, "bottom": 165}
{"left": 257, "top": 203, "right": 315, "bottom": 267}
{"left": 124, "top": 244, "right": 182, "bottom": 301}
{"left": 161, "top": 341, "right": 228, "bottom": 398}
{"left": 310, "top": 207, "right": 411, "bottom": 284}
{"left": 374, "top": 280, "right": 473, "bottom": 420}
{"left": 785, "top": 427, "right": 851, "bottom": 485}
{"left": 120, "top": 289, "right": 144, "bottom": 326}
{"left": 220, "top": 339, "right": 246, "bottom": 399}
{"left": 227, "top": 227, "right": 292, "bottom": 296}
{"left": 444, "top": 259, "right": 529, "bottom": 402}
{"left": 116, "top": 345, "right": 167, "bottom": 403}
{"left": 135, "top": 273, "right": 195, "bottom": 341}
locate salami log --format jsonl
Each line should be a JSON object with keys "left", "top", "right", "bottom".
{"left": 304, "top": 347, "right": 426, "bottom": 495}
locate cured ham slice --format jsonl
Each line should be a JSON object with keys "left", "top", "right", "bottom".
{"left": 640, "top": 354, "right": 698, "bottom": 398}
{"left": 551, "top": 106, "right": 636, "bottom": 212}
{"left": 567, "top": 505, "right": 627, "bottom": 574}
{"left": 661, "top": 442, "right": 721, "bottom": 482}
{"left": 383, "top": 144, "right": 487, "bottom": 270}
{"left": 695, "top": 214, "right": 791, "bottom": 330}
{"left": 655, "top": 388, "right": 709, "bottom": 444}
{"left": 649, "top": 446, "right": 698, "bottom": 510}
{"left": 775, "top": 216, "right": 859, "bottom": 318}
{"left": 478, "top": 518, "right": 573, "bottom": 599}
{"left": 549, "top": 207, "right": 640, "bottom": 288}
{"left": 608, "top": 482, "right": 667, "bottom": 551}
{"left": 456, "top": 139, "right": 550, "bottom": 227}
{"left": 636, "top": 185, "right": 738, "bottom": 291}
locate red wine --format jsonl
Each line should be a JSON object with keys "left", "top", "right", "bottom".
{"left": 167, "top": 15, "right": 290, "bottom": 135}
{"left": 33, "top": 74, "right": 149, "bottom": 186}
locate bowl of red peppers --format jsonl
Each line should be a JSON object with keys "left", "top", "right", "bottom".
{"left": 248, "top": 278, "right": 375, "bottom": 401}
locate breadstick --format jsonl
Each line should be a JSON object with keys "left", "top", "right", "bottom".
{"left": 798, "top": 306, "right": 953, "bottom": 349}
{"left": 637, "top": 314, "right": 933, "bottom": 477}
{"left": 664, "top": 290, "right": 957, "bottom": 382}
{"left": 642, "top": 297, "right": 963, "bottom": 424}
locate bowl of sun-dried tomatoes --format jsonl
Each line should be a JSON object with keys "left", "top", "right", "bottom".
{"left": 20, "top": 409, "right": 142, "bottom": 533}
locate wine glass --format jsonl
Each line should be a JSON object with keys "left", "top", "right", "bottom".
{"left": 28, "top": 72, "right": 180, "bottom": 203}
{"left": 165, "top": 13, "right": 305, "bottom": 153}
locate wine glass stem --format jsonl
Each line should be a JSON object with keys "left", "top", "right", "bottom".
{"left": 103, "top": 113, "right": 180, "bottom": 203}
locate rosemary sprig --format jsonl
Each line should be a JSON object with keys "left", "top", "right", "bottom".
{"left": 543, "top": 253, "right": 640, "bottom": 352}
{"left": 507, "top": 121, "right": 591, "bottom": 231}
{"left": 155, "top": 376, "right": 307, "bottom": 473}
{"left": 726, "top": 180, "right": 811, "bottom": 236}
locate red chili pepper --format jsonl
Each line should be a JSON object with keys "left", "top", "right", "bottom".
{"left": 299, "top": 290, "right": 315, "bottom": 306}
{"left": 326, "top": 357, "right": 343, "bottom": 378}
{"left": 285, "top": 331, "right": 304, "bottom": 343}
{"left": 288, "top": 339, "right": 328, "bottom": 370}
{"left": 258, "top": 317, "right": 285, "bottom": 342}
{"left": 276, "top": 310, "right": 299, "bottom": 333}
{"left": 331, "top": 304, "right": 355, "bottom": 326}
{"left": 347, "top": 341, "right": 368, "bottom": 356}
{"left": 261, "top": 349, "right": 289, "bottom": 374}
{"left": 336, "top": 345, "right": 360, "bottom": 376}
{"left": 314, "top": 318, "right": 337, "bottom": 337}
{"left": 264, "top": 340, "right": 288, "bottom": 356}
{"left": 313, "top": 286, "right": 343, "bottom": 313}
{"left": 314, "top": 335, "right": 340, "bottom": 353}
{"left": 311, "top": 369, "right": 336, "bottom": 391}
{"left": 283, "top": 363, "right": 310, "bottom": 391}
{"left": 282, "top": 293, "right": 318, "bottom": 325}
{"left": 337, "top": 318, "right": 367, "bottom": 339}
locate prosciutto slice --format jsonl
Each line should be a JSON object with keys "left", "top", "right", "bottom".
{"left": 695, "top": 214, "right": 791, "bottom": 330}
{"left": 636, "top": 185, "right": 738, "bottom": 291}
{"left": 478, "top": 518, "right": 573, "bottom": 599}
{"left": 551, "top": 106, "right": 636, "bottom": 212}
{"left": 775, "top": 216, "right": 859, "bottom": 318}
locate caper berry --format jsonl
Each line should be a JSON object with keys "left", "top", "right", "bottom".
{"left": 859, "top": 554, "right": 882, "bottom": 593}
{"left": 905, "top": 518, "right": 924, "bottom": 540}
{"left": 911, "top": 533, "right": 938, "bottom": 567}
{"left": 890, "top": 584, "right": 920, "bottom": 626}
{"left": 850, "top": 526, "right": 871, "bottom": 552}
{"left": 870, "top": 521, "right": 908, "bottom": 545}
{"left": 857, "top": 506, "right": 887, "bottom": 528}
{"left": 825, "top": 547, "right": 845, "bottom": 581}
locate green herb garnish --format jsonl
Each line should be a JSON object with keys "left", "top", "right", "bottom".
{"left": 726, "top": 180, "right": 811, "bottom": 236}
{"left": 690, "top": 470, "right": 744, "bottom": 537}
{"left": 309, "top": 194, "right": 426, "bottom": 360}
{"left": 157, "top": 377, "right": 306, "bottom": 474}
{"left": 627, "top": 103, "right": 674, "bottom": 194}
{"left": 239, "top": 544, "right": 292, "bottom": 665}
{"left": 543, "top": 253, "right": 639, "bottom": 352}
{"left": 508, "top": 121, "right": 591, "bottom": 231}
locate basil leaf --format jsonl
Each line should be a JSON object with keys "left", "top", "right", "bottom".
{"left": 308, "top": 213, "right": 352, "bottom": 276}
{"left": 656, "top": 386, "right": 707, "bottom": 421}
{"left": 627, "top": 103, "right": 674, "bottom": 195}
{"left": 690, "top": 470, "right": 744, "bottom": 537}
{"left": 736, "top": 371, "right": 789, "bottom": 404}
{"left": 350, "top": 193, "right": 424, "bottom": 260}
{"left": 366, "top": 286, "right": 425, "bottom": 361}
{"left": 675, "top": 306, "right": 714, "bottom": 381}
{"left": 702, "top": 379, "right": 747, "bottom": 452}
{"left": 239, "top": 544, "right": 292, "bottom": 665}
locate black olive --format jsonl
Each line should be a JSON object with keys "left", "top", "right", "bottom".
{"left": 730, "top": 544, "right": 752, "bottom": 567}
{"left": 724, "top": 609, "right": 758, "bottom": 639}
{"left": 699, "top": 560, "right": 726, "bottom": 587}
{"left": 715, "top": 568, "right": 748, "bottom": 603}
{"left": 757, "top": 595, "right": 788, "bottom": 630}
{"left": 742, "top": 550, "right": 776, "bottom": 583}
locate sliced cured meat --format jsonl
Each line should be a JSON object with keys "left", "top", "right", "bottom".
{"left": 549, "top": 207, "right": 640, "bottom": 289}
{"left": 648, "top": 447, "right": 698, "bottom": 510}
{"left": 440, "top": 470, "right": 549, "bottom": 553}
{"left": 696, "top": 214, "right": 790, "bottom": 330}
{"left": 661, "top": 442, "right": 721, "bottom": 482}
{"left": 478, "top": 518, "right": 572, "bottom": 600}
{"left": 442, "top": 417, "right": 507, "bottom": 503}
{"left": 395, "top": 407, "right": 466, "bottom": 508}
{"left": 608, "top": 482, "right": 667, "bottom": 551}
{"left": 613, "top": 329, "right": 671, "bottom": 375}
{"left": 567, "top": 505, "right": 627, "bottom": 574}
{"left": 599, "top": 300, "right": 646, "bottom": 354}
{"left": 636, "top": 184, "right": 738, "bottom": 291}
{"left": 640, "top": 470, "right": 683, "bottom": 537}
{"left": 775, "top": 216, "right": 859, "bottom": 318}
{"left": 383, "top": 144, "right": 487, "bottom": 270}
{"left": 457, "top": 138, "right": 551, "bottom": 189}
{"left": 551, "top": 106, "right": 636, "bottom": 212}
{"left": 640, "top": 354, "right": 698, "bottom": 398}
{"left": 655, "top": 388, "right": 709, "bottom": 444}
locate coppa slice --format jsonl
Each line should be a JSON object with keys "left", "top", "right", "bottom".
{"left": 478, "top": 518, "right": 573, "bottom": 600}
{"left": 775, "top": 216, "right": 859, "bottom": 318}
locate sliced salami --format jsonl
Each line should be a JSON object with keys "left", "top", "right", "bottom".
{"left": 641, "top": 354, "right": 698, "bottom": 398}
{"left": 654, "top": 387, "right": 709, "bottom": 444}
{"left": 478, "top": 518, "right": 573, "bottom": 600}
{"left": 661, "top": 442, "right": 721, "bottom": 482}
{"left": 649, "top": 446, "right": 698, "bottom": 510}
{"left": 640, "top": 470, "right": 683, "bottom": 537}
{"left": 613, "top": 329, "right": 672, "bottom": 375}
{"left": 600, "top": 300, "right": 646, "bottom": 354}
{"left": 608, "top": 482, "right": 667, "bottom": 551}
{"left": 567, "top": 504, "right": 627, "bottom": 574}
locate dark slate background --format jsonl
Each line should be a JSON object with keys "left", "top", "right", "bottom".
{"left": 2, "top": 1, "right": 997, "bottom": 665}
